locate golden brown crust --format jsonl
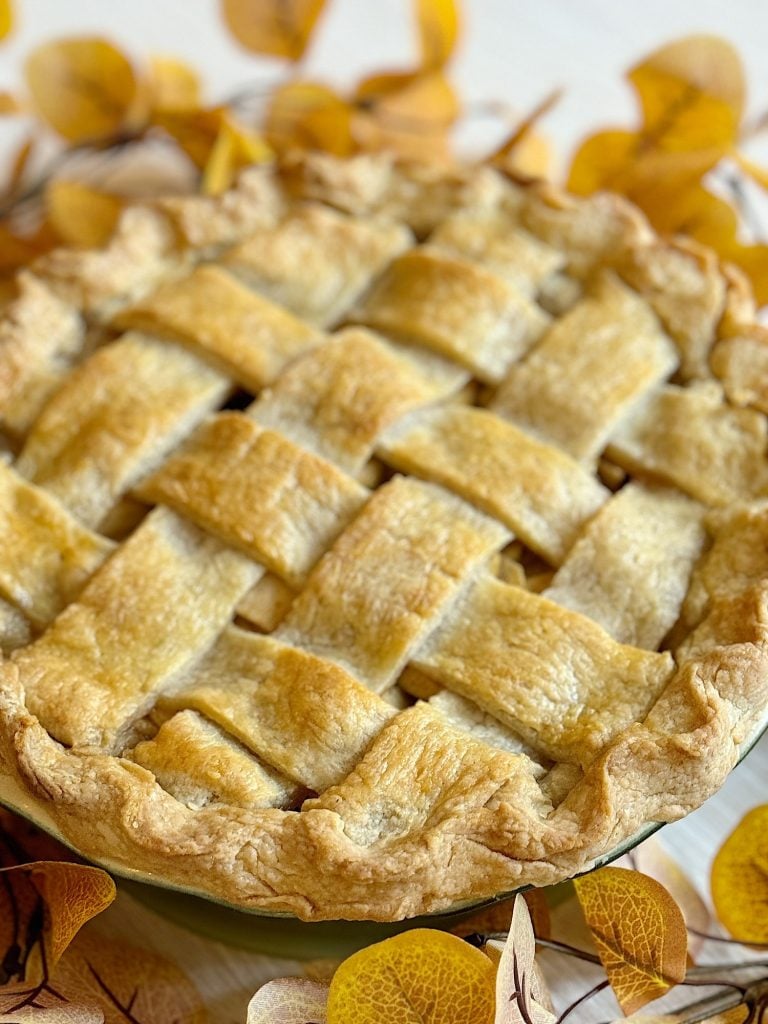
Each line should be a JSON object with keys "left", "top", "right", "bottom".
{"left": 0, "top": 153, "right": 766, "bottom": 923}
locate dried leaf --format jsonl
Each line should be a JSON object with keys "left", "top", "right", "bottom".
{"left": 265, "top": 81, "right": 355, "bottom": 156}
{"left": 5, "top": 136, "right": 35, "bottom": 197}
{"left": 0, "top": 862, "right": 115, "bottom": 987}
{"left": 153, "top": 106, "right": 225, "bottom": 168}
{"left": 149, "top": 55, "right": 202, "bottom": 113}
{"left": 0, "top": 809, "right": 79, "bottom": 866}
{"left": 624, "top": 840, "right": 711, "bottom": 955}
{"left": 711, "top": 805, "right": 768, "bottom": 945}
{"left": 221, "top": 0, "right": 327, "bottom": 61}
{"left": 247, "top": 978, "right": 328, "bottom": 1023}
{"left": 0, "top": 222, "right": 58, "bottom": 276}
{"left": 494, "top": 895, "right": 556, "bottom": 1024}
{"left": 0, "top": 0, "right": 11, "bottom": 42}
{"left": 47, "top": 932, "right": 206, "bottom": 1024}
{"left": 452, "top": 891, "right": 551, "bottom": 943}
{"left": 0, "top": 1008, "right": 105, "bottom": 1023}
{"left": 46, "top": 180, "right": 123, "bottom": 247}
{"left": 326, "top": 928, "right": 495, "bottom": 1024}
{"left": 574, "top": 866, "right": 688, "bottom": 1015}
{"left": 415, "top": 0, "right": 459, "bottom": 70}
{"left": 354, "top": 70, "right": 459, "bottom": 161}
{"left": 25, "top": 37, "right": 137, "bottom": 142}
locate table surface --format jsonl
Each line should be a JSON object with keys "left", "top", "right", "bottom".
{"left": 2, "top": 3, "right": 768, "bottom": 1020}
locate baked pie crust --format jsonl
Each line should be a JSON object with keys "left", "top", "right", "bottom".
{"left": 0, "top": 153, "right": 766, "bottom": 921}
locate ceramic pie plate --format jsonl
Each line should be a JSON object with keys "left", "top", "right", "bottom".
{"left": 1, "top": 713, "right": 765, "bottom": 959}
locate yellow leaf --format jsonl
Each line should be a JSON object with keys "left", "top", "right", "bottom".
{"left": 6, "top": 135, "right": 35, "bottom": 196}
{"left": 0, "top": 0, "right": 12, "bottom": 42}
{"left": 0, "top": 862, "right": 115, "bottom": 986}
{"left": 0, "top": 223, "right": 58, "bottom": 276}
{"left": 733, "top": 150, "right": 768, "bottom": 191}
{"left": 247, "top": 978, "right": 329, "bottom": 1023}
{"left": 221, "top": 0, "right": 327, "bottom": 61}
{"left": 0, "top": 91, "right": 18, "bottom": 113}
{"left": 629, "top": 34, "right": 745, "bottom": 150}
{"left": 567, "top": 130, "right": 639, "bottom": 195}
{"left": 326, "top": 928, "right": 495, "bottom": 1024}
{"left": 711, "top": 805, "right": 768, "bottom": 944}
{"left": 25, "top": 37, "right": 137, "bottom": 142}
{"left": 574, "top": 866, "right": 688, "bottom": 1015}
{"left": 354, "top": 71, "right": 460, "bottom": 161}
{"left": 202, "top": 115, "right": 272, "bottom": 195}
{"left": 415, "top": 0, "right": 459, "bottom": 69}
{"left": 46, "top": 180, "right": 123, "bottom": 248}
{"left": 265, "top": 81, "right": 355, "bottom": 156}
{"left": 149, "top": 55, "right": 201, "bottom": 113}
{"left": 153, "top": 106, "right": 225, "bottom": 169}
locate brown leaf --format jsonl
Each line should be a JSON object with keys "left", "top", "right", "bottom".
{"left": 711, "top": 805, "right": 768, "bottom": 945}
{"left": 265, "top": 81, "right": 355, "bottom": 156}
{"left": 415, "top": 0, "right": 459, "bottom": 70}
{"left": 247, "top": 978, "right": 328, "bottom": 1023}
{"left": 48, "top": 932, "right": 206, "bottom": 1024}
{"left": 4, "top": 136, "right": 35, "bottom": 198}
{"left": 494, "top": 895, "right": 556, "bottom": 1024}
{"left": 0, "top": 0, "right": 12, "bottom": 42}
{"left": 451, "top": 891, "right": 551, "bottom": 942}
{"left": 25, "top": 37, "right": 137, "bottom": 143}
{"left": 221, "top": 0, "right": 327, "bottom": 61}
{"left": 0, "top": 221, "right": 58, "bottom": 277}
{"left": 0, "top": 862, "right": 114, "bottom": 988}
{"left": 0, "top": 1007, "right": 105, "bottom": 1022}
{"left": 574, "top": 866, "right": 688, "bottom": 1015}
{"left": 354, "top": 70, "right": 459, "bottom": 161}
{"left": 0, "top": 809, "right": 79, "bottom": 866}
{"left": 46, "top": 180, "right": 123, "bottom": 248}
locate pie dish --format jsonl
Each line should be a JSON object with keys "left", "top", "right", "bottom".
{"left": 0, "top": 152, "right": 766, "bottom": 922}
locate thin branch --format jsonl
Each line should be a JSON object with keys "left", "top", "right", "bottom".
{"left": 556, "top": 979, "right": 610, "bottom": 1024}
{"left": 688, "top": 928, "right": 768, "bottom": 950}
{"left": 85, "top": 960, "right": 144, "bottom": 1024}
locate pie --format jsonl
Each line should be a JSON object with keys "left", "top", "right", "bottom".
{"left": 0, "top": 152, "right": 766, "bottom": 922}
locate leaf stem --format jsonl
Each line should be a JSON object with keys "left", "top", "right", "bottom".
{"left": 555, "top": 978, "right": 610, "bottom": 1024}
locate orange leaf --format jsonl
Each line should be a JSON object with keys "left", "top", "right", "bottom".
{"left": 415, "top": 0, "right": 459, "bottom": 70}
{"left": 149, "top": 55, "right": 202, "bottom": 113}
{"left": 326, "top": 929, "right": 495, "bottom": 1024}
{"left": 46, "top": 180, "right": 123, "bottom": 248}
{"left": 265, "top": 81, "right": 355, "bottom": 156}
{"left": 0, "top": 221, "right": 58, "bottom": 277}
{"left": 354, "top": 70, "right": 459, "bottom": 161}
{"left": 711, "top": 805, "right": 768, "bottom": 945}
{"left": 0, "top": 91, "right": 19, "bottom": 114}
{"left": 247, "top": 978, "right": 329, "bottom": 1023}
{"left": 0, "top": 862, "right": 115, "bottom": 987}
{"left": 0, "top": 0, "right": 12, "bottom": 42}
{"left": 221, "top": 0, "right": 327, "bottom": 61}
{"left": 25, "top": 37, "right": 137, "bottom": 142}
{"left": 574, "top": 866, "right": 688, "bottom": 1015}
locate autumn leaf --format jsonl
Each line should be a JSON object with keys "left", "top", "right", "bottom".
{"left": 574, "top": 866, "right": 688, "bottom": 1015}
{"left": 247, "top": 978, "right": 328, "bottom": 1023}
{"left": 494, "top": 896, "right": 555, "bottom": 1024}
{"left": 202, "top": 115, "right": 272, "bottom": 194}
{"left": 25, "top": 37, "right": 137, "bottom": 143}
{"left": 354, "top": 70, "right": 460, "bottom": 161}
{"left": 711, "top": 805, "right": 768, "bottom": 945}
{"left": 415, "top": 0, "right": 459, "bottom": 70}
{"left": 622, "top": 839, "right": 711, "bottom": 955}
{"left": 265, "top": 81, "right": 355, "bottom": 156}
{"left": 0, "top": 91, "right": 19, "bottom": 113}
{"left": 4, "top": 136, "right": 35, "bottom": 198}
{"left": 0, "top": 0, "right": 12, "bottom": 42}
{"left": 221, "top": 0, "right": 327, "bottom": 61}
{"left": 148, "top": 55, "right": 201, "bottom": 113}
{"left": 0, "top": 1007, "right": 105, "bottom": 1023}
{"left": 326, "top": 929, "right": 495, "bottom": 1024}
{"left": 46, "top": 180, "right": 123, "bottom": 247}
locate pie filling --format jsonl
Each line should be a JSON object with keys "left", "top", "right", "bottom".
{"left": 0, "top": 154, "right": 766, "bottom": 920}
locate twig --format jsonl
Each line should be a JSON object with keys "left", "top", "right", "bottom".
{"left": 556, "top": 979, "right": 610, "bottom": 1024}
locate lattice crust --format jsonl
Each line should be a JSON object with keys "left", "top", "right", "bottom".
{"left": 0, "top": 153, "right": 767, "bottom": 922}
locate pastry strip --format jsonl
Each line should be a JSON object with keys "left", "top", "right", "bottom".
{"left": 545, "top": 483, "right": 706, "bottom": 649}
{"left": 491, "top": 273, "right": 679, "bottom": 464}
{"left": 15, "top": 508, "right": 261, "bottom": 749}
{"left": 113, "top": 265, "right": 325, "bottom": 392}
{"left": 138, "top": 412, "right": 368, "bottom": 586}
{"left": 352, "top": 247, "right": 550, "bottom": 383}
{"left": 378, "top": 405, "right": 608, "bottom": 564}
{"left": 16, "top": 333, "right": 229, "bottom": 530}
{"left": 413, "top": 574, "right": 675, "bottom": 766}
{"left": 275, "top": 476, "right": 509, "bottom": 690}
